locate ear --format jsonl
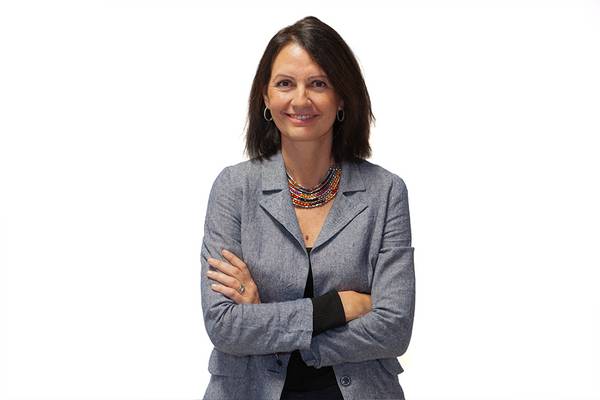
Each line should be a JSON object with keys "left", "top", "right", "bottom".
{"left": 262, "top": 86, "right": 270, "bottom": 108}
{"left": 339, "top": 99, "right": 344, "bottom": 110}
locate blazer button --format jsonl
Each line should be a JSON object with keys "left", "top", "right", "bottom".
{"left": 340, "top": 375, "right": 352, "bottom": 386}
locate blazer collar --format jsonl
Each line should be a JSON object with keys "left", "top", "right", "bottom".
{"left": 260, "top": 148, "right": 365, "bottom": 192}
{"left": 259, "top": 148, "right": 368, "bottom": 251}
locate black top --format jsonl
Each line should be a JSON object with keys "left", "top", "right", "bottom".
{"left": 282, "top": 247, "right": 347, "bottom": 391}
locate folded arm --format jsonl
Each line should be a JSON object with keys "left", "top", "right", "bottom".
{"left": 201, "top": 166, "right": 314, "bottom": 356}
{"left": 299, "top": 174, "right": 415, "bottom": 368}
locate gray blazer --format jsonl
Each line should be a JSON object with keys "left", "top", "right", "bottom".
{"left": 200, "top": 148, "right": 415, "bottom": 400}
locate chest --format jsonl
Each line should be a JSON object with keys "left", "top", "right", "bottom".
{"left": 241, "top": 188, "right": 381, "bottom": 301}
{"left": 294, "top": 201, "right": 334, "bottom": 248}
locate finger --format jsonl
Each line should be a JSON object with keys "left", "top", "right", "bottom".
{"left": 221, "top": 249, "right": 251, "bottom": 276}
{"left": 221, "top": 249, "right": 254, "bottom": 282}
{"left": 207, "top": 256, "right": 240, "bottom": 278}
{"left": 210, "top": 283, "right": 242, "bottom": 304}
{"left": 207, "top": 270, "right": 240, "bottom": 289}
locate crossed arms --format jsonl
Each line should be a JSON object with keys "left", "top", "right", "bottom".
{"left": 200, "top": 166, "right": 415, "bottom": 368}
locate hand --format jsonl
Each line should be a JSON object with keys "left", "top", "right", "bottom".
{"left": 338, "top": 291, "right": 372, "bottom": 322}
{"left": 206, "top": 249, "right": 261, "bottom": 304}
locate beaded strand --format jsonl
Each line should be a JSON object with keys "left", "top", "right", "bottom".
{"left": 286, "top": 165, "right": 342, "bottom": 208}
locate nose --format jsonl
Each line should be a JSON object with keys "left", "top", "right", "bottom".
{"left": 291, "top": 84, "right": 312, "bottom": 108}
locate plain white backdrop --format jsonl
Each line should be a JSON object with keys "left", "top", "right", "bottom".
{"left": 1, "top": 0, "right": 599, "bottom": 399}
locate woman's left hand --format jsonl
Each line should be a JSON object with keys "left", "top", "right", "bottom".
{"left": 206, "top": 249, "right": 261, "bottom": 304}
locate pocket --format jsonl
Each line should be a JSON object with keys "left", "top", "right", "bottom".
{"left": 207, "top": 348, "right": 250, "bottom": 377}
{"left": 377, "top": 357, "right": 404, "bottom": 375}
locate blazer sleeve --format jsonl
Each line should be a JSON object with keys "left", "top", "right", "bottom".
{"left": 200, "top": 166, "right": 314, "bottom": 356}
{"left": 299, "top": 174, "right": 415, "bottom": 368}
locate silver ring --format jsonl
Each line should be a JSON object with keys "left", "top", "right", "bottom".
{"left": 237, "top": 283, "right": 245, "bottom": 294}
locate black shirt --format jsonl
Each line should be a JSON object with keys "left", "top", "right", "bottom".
{"left": 282, "top": 247, "right": 346, "bottom": 391}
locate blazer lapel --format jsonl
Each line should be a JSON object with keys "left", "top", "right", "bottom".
{"left": 259, "top": 149, "right": 368, "bottom": 251}
{"left": 313, "top": 159, "right": 367, "bottom": 249}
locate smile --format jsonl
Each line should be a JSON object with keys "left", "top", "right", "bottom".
{"left": 286, "top": 113, "right": 318, "bottom": 121}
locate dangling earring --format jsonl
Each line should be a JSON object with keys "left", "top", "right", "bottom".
{"left": 263, "top": 106, "right": 273, "bottom": 121}
{"left": 336, "top": 108, "right": 345, "bottom": 122}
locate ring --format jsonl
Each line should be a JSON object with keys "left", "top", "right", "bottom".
{"left": 237, "top": 283, "right": 245, "bottom": 294}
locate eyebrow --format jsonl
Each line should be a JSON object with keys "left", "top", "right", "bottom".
{"left": 273, "top": 74, "right": 329, "bottom": 80}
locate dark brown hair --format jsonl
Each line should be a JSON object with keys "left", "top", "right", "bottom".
{"left": 243, "top": 16, "right": 374, "bottom": 163}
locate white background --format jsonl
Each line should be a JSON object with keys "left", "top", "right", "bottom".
{"left": 1, "top": 1, "right": 599, "bottom": 399}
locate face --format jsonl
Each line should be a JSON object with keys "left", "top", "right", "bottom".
{"left": 263, "top": 42, "right": 344, "bottom": 142}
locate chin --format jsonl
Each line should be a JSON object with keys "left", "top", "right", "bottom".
{"left": 280, "top": 130, "right": 333, "bottom": 142}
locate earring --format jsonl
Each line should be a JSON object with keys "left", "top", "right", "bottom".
{"left": 336, "top": 108, "right": 345, "bottom": 122}
{"left": 263, "top": 106, "right": 273, "bottom": 121}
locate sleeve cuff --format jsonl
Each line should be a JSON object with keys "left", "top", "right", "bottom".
{"left": 310, "top": 289, "right": 346, "bottom": 336}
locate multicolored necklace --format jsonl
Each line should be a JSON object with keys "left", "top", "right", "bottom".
{"left": 286, "top": 164, "right": 342, "bottom": 209}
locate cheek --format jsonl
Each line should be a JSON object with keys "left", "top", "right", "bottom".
{"left": 266, "top": 92, "right": 287, "bottom": 108}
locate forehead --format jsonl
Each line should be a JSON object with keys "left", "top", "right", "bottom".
{"left": 271, "top": 43, "right": 327, "bottom": 78}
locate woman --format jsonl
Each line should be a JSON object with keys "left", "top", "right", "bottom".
{"left": 201, "top": 16, "right": 415, "bottom": 400}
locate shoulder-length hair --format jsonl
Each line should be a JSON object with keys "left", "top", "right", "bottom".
{"left": 244, "top": 16, "right": 374, "bottom": 164}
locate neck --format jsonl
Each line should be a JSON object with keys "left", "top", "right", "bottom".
{"left": 281, "top": 136, "right": 335, "bottom": 189}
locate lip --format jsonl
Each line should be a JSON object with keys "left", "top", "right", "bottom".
{"left": 285, "top": 113, "right": 319, "bottom": 125}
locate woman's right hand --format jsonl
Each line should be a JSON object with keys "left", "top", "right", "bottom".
{"left": 338, "top": 291, "right": 372, "bottom": 322}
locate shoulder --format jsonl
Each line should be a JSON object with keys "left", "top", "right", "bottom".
{"left": 357, "top": 159, "right": 408, "bottom": 196}
{"left": 209, "top": 157, "right": 262, "bottom": 191}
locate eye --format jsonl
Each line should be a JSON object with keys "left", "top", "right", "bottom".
{"left": 275, "top": 80, "right": 291, "bottom": 87}
{"left": 274, "top": 79, "right": 328, "bottom": 89}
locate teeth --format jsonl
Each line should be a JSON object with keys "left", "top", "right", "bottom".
{"left": 289, "top": 114, "right": 314, "bottom": 120}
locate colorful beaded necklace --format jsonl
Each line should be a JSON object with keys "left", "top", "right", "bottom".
{"left": 286, "top": 164, "right": 342, "bottom": 209}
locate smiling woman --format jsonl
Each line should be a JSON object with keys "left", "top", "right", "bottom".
{"left": 200, "top": 15, "right": 414, "bottom": 400}
{"left": 263, "top": 42, "right": 343, "bottom": 146}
